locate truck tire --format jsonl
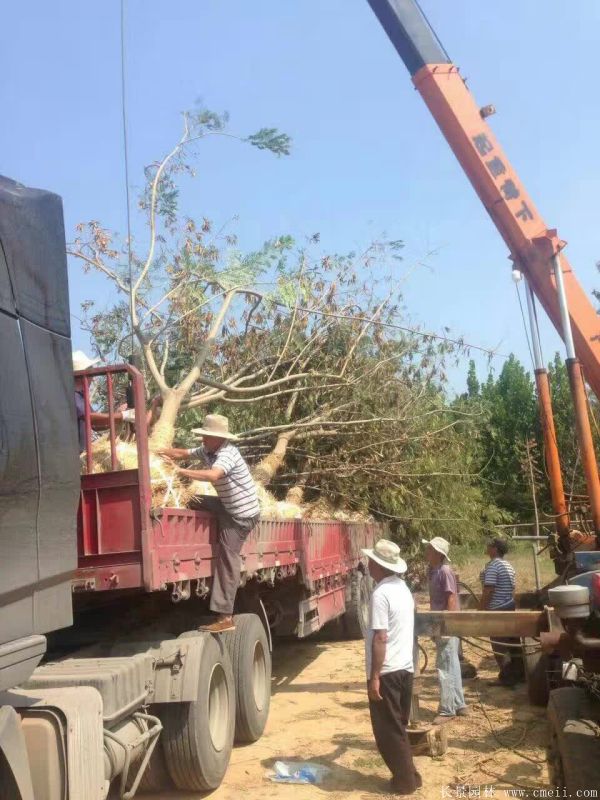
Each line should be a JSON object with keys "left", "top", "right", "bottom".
{"left": 343, "top": 570, "right": 372, "bottom": 640}
{"left": 522, "top": 637, "right": 549, "bottom": 706}
{"left": 162, "top": 633, "right": 235, "bottom": 792}
{"left": 222, "top": 614, "right": 271, "bottom": 743}
{"left": 547, "top": 701, "right": 566, "bottom": 790}
{"left": 547, "top": 687, "right": 600, "bottom": 796}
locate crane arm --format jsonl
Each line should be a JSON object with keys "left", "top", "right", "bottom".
{"left": 367, "top": 0, "right": 600, "bottom": 398}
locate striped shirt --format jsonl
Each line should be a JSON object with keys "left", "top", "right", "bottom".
{"left": 480, "top": 557, "right": 516, "bottom": 609}
{"left": 190, "top": 443, "right": 260, "bottom": 520}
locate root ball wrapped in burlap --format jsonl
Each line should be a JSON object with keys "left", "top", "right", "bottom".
{"left": 83, "top": 436, "right": 198, "bottom": 508}
{"left": 84, "top": 437, "right": 371, "bottom": 520}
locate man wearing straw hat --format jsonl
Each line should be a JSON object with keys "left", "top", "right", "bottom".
{"left": 159, "top": 414, "right": 260, "bottom": 633}
{"left": 361, "top": 539, "right": 421, "bottom": 795}
{"left": 422, "top": 536, "right": 469, "bottom": 723}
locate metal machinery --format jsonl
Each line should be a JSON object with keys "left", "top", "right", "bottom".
{"left": 364, "top": 1, "right": 600, "bottom": 793}
{"left": 367, "top": 0, "right": 600, "bottom": 556}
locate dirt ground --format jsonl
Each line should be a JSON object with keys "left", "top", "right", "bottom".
{"left": 149, "top": 630, "right": 550, "bottom": 800}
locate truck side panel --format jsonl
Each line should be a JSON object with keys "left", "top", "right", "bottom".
{"left": 0, "top": 313, "right": 40, "bottom": 600}
{"left": 77, "top": 495, "right": 375, "bottom": 596}
{"left": 0, "top": 176, "right": 80, "bottom": 688}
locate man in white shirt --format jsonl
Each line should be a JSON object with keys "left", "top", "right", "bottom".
{"left": 361, "top": 539, "right": 421, "bottom": 795}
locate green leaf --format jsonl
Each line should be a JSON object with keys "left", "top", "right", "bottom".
{"left": 245, "top": 128, "right": 292, "bottom": 157}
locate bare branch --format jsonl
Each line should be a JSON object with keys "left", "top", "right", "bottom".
{"left": 139, "top": 333, "right": 169, "bottom": 393}
{"left": 177, "top": 289, "right": 237, "bottom": 395}
{"left": 242, "top": 415, "right": 404, "bottom": 439}
{"left": 218, "top": 381, "right": 348, "bottom": 405}
{"left": 160, "top": 337, "right": 170, "bottom": 378}
{"left": 133, "top": 113, "right": 192, "bottom": 310}
{"left": 67, "top": 248, "right": 130, "bottom": 294}
{"left": 339, "top": 292, "right": 390, "bottom": 376}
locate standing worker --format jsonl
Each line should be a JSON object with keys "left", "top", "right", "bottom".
{"left": 422, "top": 537, "right": 469, "bottom": 723}
{"left": 479, "top": 537, "right": 521, "bottom": 686}
{"left": 159, "top": 414, "right": 260, "bottom": 633}
{"left": 361, "top": 539, "right": 422, "bottom": 796}
{"left": 73, "top": 351, "right": 135, "bottom": 453}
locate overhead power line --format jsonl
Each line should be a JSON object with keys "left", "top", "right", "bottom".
{"left": 120, "top": 0, "right": 134, "bottom": 355}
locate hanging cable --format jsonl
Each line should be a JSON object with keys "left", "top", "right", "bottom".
{"left": 120, "top": 0, "right": 135, "bottom": 357}
{"left": 273, "top": 302, "right": 507, "bottom": 359}
{"left": 514, "top": 280, "right": 535, "bottom": 369}
{"left": 530, "top": 287, "right": 545, "bottom": 367}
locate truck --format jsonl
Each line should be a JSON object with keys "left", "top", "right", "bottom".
{"left": 364, "top": 1, "right": 600, "bottom": 795}
{"left": 0, "top": 176, "right": 376, "bottom": 798}
{"left": 5, "top": 3, "right": 600, "bottom": 797}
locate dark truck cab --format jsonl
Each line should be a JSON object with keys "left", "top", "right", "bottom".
{"left": 0, "top": 175, "right": 80, "bottom": 691}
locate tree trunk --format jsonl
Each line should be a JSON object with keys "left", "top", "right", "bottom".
{"left": 285, "top": 482, "right": 305, "bottom": 505}
{"left": 253, "top": 431, "right": 296, "bottom": 486}
{"left": 149, "top": 390, "right": 183, "bottom": 449}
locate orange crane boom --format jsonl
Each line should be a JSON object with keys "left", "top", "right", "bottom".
{"left": 367, "top": 0, "right": 600, "bottom": 395}
{"left": 367, "top": 0, "right": 600, "bottom": 540}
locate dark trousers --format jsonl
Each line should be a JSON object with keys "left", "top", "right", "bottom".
{"left": 368, "top": 670, "right": 420, "bottom": 792}
{"left": 490, "top": 601, "right": 524, "bottom": 685}
{"left": 199, "top": 497, "right": 259, "bottom": 615}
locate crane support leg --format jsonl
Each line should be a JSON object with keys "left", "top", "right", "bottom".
{"left": 534, "top": 368, "right": 570, "bottom": 543}
{"left": 566, "top": 358, "right": 600, "bottom": 543}
{"left": 525, "top": 279, "right": 570, "bottom": 544}
{"left": 548, "top": 250, "right": 600, "bottom": 543}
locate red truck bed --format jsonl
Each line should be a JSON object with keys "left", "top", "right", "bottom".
{"left": 74, "top": 365, "right": 376, "bottom": 634}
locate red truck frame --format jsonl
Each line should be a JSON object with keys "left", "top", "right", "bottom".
{"left": 74, "top": 364, "right": 376, "bottom": 636}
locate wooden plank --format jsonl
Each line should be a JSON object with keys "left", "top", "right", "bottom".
{"left": 415, "top": 610, "right": 547, "bottom": 638}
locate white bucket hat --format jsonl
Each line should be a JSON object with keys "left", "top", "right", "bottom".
{"left": 361, "top": 539, "right": 407, "bottom": 574}
{"left": 72, "top": 350, "right": 99, "bottom": 372}
{"left": 422, "top": 536, "right": 451, "bottom": 562}
{"left": 192, "top": 414, "right": 239, "bottom": 441}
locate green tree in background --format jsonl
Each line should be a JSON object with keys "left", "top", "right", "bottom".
{"left": 466, "top": 359, "right": 480, "bottom": 398}
{"left": 480, "top": 355, "right": 538, "bottom": 515}
{"left": 547, "top": 352, "right": 581, "bottom": 498}
{"left": 465, "top": 351, "right": 600, "bottom": 526}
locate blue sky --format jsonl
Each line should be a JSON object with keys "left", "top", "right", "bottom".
{"left": 2, "top": 0, "right": 600, "bottom": 392}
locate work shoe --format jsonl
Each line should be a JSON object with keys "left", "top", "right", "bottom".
{"left": 456, "top": 707, "right": 470, "bottom": 717}
{"left": 198, "top": 617, "right": 235, "bottom": 633}
{"left": 390, "top": 774, "right": 422, "bottom": 795}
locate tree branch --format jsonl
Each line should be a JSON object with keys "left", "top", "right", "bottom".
{"left": 177, "top": 289, "right": 237, "bottom": 395}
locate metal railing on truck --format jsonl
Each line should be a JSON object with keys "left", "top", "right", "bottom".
{"left": 74, "top": 364, "right": 377, "bottom": 608}
{"left": 75, "top": 363, "right": 155, "bottom": 591}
